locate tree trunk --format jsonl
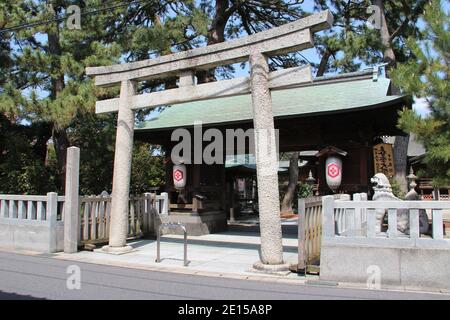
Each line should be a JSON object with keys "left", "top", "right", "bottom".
{"left": 30, "top": 122, "right": 53, "bottom": 163}
{"left": 196, "top": 0, "right": 234, "bottom": 84}
{"left": 52, "top": 125, "right": 70, "bottom": 190}
{"left": 316, "top": 48, "right": 333, "bottom": 77}
{"left": 374, "top": 0, "right": 409, "bottom": 193}
{"left": 374, "top": 0, "right": 397, "bottom": 66}
{"left": 392, "top": 135, "right": 409, "bottom": 193}
{"left": 281, "top": 152, "right": 299, "bottom": 215}
{"left": 47, "top": 2, "right": 68, "bottom": 191}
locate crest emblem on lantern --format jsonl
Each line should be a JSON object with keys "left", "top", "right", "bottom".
{"left": 173, "top": 169, "right": 183, "bottom": 182}
{"left": 327, "top": 163, "right": 340, "bottom": 178}
{"left": 173, "top": 163, "right": 187, "bottom": 189}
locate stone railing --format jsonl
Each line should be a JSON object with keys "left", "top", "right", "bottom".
{"left": 79, "top": 192, "right": 168, "bottom": 244}
{"left": 320, "top": 196, "right": 450, "bottom": 290}
{"left": 334, "top": 193, "right": 369, "bottom": 236}
{"left": 322, "top": 196, "right": 449, "bottom": 244}
{"left": 0, "top": 193, "right": 65, "bottom": 253}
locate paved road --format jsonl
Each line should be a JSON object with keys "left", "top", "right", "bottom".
{"left": 0, "top": 251, "right": 447, "bottom": 300}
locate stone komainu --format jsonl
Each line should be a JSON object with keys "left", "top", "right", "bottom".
{"left": 371, "top": 173, "right": 429, "bottom": 234}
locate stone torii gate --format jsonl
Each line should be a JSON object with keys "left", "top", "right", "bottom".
{"left": 86, "top": 11, "right": 332, "bottom": 271}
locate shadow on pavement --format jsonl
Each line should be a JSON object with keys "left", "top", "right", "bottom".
{"left": 0, "top": 290, "right": 47, "bottom": 300}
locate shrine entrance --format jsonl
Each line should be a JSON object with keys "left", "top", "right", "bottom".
{"left": 134, "top": 68, "right": 409, "bottom": 236}
{"left": 86, "top": 11, "right": 335, "bottom": 271}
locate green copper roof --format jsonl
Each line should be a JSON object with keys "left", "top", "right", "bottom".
{"left": 136, "top": 76, "right": 403, "bottom": 131}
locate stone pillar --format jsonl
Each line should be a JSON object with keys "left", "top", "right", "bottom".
{"left": 47, "top": 192, "right": 59, "bottom": 253}
{"left": 64, "top": 146, "right": 80, "bottom": 253}
{"left": 103, "top": 80, "right": 136, "bottom": 254}
{"left": 249, "top": 53, "right": 288, "bottom": 271}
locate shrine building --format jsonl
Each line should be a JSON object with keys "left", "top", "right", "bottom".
{"left": 134, "top": 67, "right": 410, "bottom": 235}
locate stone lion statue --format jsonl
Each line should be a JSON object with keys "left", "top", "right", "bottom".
{"left": 371, "top": 173, "right": 429, "bottom": 235}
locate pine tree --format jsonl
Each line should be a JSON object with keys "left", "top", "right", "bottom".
{"left": 391, "top": 0, "right": 449, "bottom": 187}
{"left": 313, "top": 0, "right": 426, "bottom": 76}
{"left": 0, "top": 0, "right": 128, "bottom": 190}
{"left": 0, "top": 1, "right": 207, "bottom": 193}
{"left": 313, "top": 0, "right": 382, "bottom": 76}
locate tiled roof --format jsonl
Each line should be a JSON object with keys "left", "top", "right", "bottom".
{"left": 136, "top": 73, "right": 405, "bottom": 131}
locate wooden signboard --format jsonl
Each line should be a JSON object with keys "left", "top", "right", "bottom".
{"left": 373, "top": 143, "right": 395, "bottom": 178}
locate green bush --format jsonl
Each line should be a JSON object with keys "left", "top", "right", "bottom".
{"left": 297, "top": 182, "right": 313, "bottom": 199}
{"left": 390, "top": 178, "right": 405, "bottom": 199}
{"left": 130, "top": 143, "right": 165, "bottom": 194}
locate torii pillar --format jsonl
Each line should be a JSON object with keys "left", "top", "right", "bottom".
{"left": 101, "top": 80, "right": 136, "bottom": 254}
{"left": 249, "top": 53, "right": 288, "bottom": 271}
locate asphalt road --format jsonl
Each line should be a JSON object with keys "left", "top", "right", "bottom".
{"left": 0, "top": 251, "right": 448, "bottom": 300}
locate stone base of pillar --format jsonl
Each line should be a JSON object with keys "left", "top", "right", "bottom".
{"left": 96, "top": 245, "right": 134, "bottom": 255}
{"left": 251, "top": 261, "right": 291, "bottom": 275}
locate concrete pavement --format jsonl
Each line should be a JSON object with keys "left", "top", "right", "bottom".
{"left": 0, "top": 251, "right": 448, "bottom": 300}
{"left": 54, "top": 231, "right": 299, "bottom": 278}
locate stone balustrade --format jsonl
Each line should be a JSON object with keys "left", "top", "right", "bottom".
{"left": 0, "top": 193, "right": 65, "bottom": 252}
{"left": 320, "top": 195, "right": 450, "bottom": 291}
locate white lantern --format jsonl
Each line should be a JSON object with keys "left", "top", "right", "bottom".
{"left": 325, "top": 155, "right": 342, "bottom": 192}
{"left": 173, "top": 164, "right": 187, "bottom": 189}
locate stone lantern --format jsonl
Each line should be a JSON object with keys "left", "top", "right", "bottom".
{"left": 405, "top": 167, "right": 419, "bottom": 199}
{"left": 306, "top": 170, "right": 315, "bottom": 186}
{"left": 305, "top": 170, "right": 318, "bottom": 196}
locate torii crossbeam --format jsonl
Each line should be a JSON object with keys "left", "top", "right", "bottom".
{"left": 86, "top": 10, "right": 333, "bottom": 271}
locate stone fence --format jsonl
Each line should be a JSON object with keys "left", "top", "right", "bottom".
{"left": 0, "top": 193, "right": 65, "bottom": 253}
{"left": 0, "top": 191, "right": 169, "bottom": 253}
{"left": 0, "top": 147, "right": 170, "bottom": 254}
{"left": 320, "top": 195, "right": 450, "bottom": 291}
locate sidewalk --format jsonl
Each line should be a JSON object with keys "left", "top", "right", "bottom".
{"left": 54, "top": 231, "right": 306, "bottom": 281}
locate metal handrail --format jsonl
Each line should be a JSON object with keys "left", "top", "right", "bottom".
{"left": 156, "top": 222, "right": 189, "bottom": 266}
